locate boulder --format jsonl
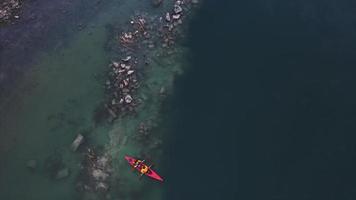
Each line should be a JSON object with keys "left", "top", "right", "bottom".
{"left": 172, "top": 14, "right": 181, "bottom": 20}
{"left": 125, "top": 95, "right": 133, "bottom": 104}
{"left": 165, "top": 12, "right": 171, "bottom": 22}
{"left": 122, "top": 56, "right": 131, "bottom": 62}
{"left": 112, "top": 61, "right": 119, "bottom": 68}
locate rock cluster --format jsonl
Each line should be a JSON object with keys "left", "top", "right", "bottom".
{"left": 0, "top": 0, "right": 21, "bottom": 23}
{"left": 76, "top": 148, "right": 112, "bottom": 193}
{"left": 104, "top": 1, "right": 197, "bottom": 121}
{"left": 105, "top": 55, "right": 140, "bottom": 121}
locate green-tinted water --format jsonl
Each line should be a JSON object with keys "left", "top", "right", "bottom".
{"left": 0, "top": 0, "right": 192, "bottom": 199}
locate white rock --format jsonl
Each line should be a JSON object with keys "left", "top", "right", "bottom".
{"left": 172, "top": 14, "right": 181, "bottom": 20}
{"left": 123, "top": 79, "right": 129, "bottom": 86}
{"left": 124, "top": 32, "right": 132, "bottom": 39}
{"left": 175, "top": 0, "right": 183, "bottom": 6}
{"left": 125, "top": 95, "right": 133, "bottom": 104}
{"left": 122, "top": 56, "right": 131, "bottom": 62}
{"left": 127, "top": 70, "right": 134, "bottom": 75}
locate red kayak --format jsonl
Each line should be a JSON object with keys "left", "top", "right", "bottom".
{"left": 125, "top": 155, "right": 164, "bottom": 182}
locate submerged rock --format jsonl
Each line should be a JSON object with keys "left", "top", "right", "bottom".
{"left": 159, "top": 86, "right": 166, "bottom": 95}
{"left": 71, "top": 134, "right": 84, "bottom": 152}
{"left": 55, "top": 168, "right": 70, "bottom": 179}
{"left": 112, "top": 61, "right": 119, "bottom": 68}
{"left": 26, "top": 160, "right": 37, "bottom": 170}
{"left": 152, "top": 0, "right": 163, "bottom": 7}
{"left": 92, "top": 169, "right": 109, "bottom": 181}
{"left": 96, "top": 182, "right": 109, "bottom": 192}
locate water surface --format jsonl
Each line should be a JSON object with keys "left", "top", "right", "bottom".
{"left": 164, "top": 0, "right": 356, "bottom": 199}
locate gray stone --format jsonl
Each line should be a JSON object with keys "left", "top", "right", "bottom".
{"left": 96, "top": 182, "right": 109, "bottom": 191}
{"left": 92, "top": 169, "right": 109, "bottom": 181}
{"left": 165, "top": 12, "right": 171, "bottom": 22}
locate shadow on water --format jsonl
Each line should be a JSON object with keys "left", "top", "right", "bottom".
{"left": 163, "top": 0, "right": 356, "bottom": 199}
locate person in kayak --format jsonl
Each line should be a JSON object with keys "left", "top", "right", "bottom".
{"left": 133, "top": 159, "right": 145, "bottom": 169}
{"left": 140, "top": 165, "right": 149, "bottom": 175}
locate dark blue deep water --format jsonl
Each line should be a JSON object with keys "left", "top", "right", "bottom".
{"left": 163, "top": 0, "right": 356, "bottom": 199}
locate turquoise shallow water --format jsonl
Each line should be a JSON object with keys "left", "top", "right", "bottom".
{"left": 0, "top": 0, "right": 192, "bottom": 199}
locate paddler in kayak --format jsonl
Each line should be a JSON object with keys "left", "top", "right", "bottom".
{"left": 125, "top": 155, "right": 163, "bottom": 181}
{"left": 133, "top": 159, "right": 145, "bottom": 169}
{"left": 140, "top": 165, "right": 149, "bottom": 175}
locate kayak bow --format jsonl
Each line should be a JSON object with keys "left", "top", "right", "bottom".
{"left": 125, "top": 155, "right": 164, "bottom": 182}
